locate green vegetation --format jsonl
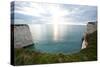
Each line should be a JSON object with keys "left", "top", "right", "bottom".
{"left": 14, "top": 31, "right": 97, "bottom": 65}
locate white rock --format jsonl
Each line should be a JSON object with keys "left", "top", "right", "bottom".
{"left": 13, "top": 24, "right": 33, "bottom": 48}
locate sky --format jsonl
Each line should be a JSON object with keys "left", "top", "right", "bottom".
{"left": 11, "top": 1, "right": 97, "bottom": 25}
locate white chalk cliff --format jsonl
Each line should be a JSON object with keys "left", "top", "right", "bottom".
{"left": 13, "top": 24, "right": 33, "bottom": 48}
{"left": 81, "top": 21, "right": 97, "bottom": 49}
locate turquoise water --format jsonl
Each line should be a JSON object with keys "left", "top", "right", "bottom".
{"left": 29, "top": 24, "right": 86, "bottom": 54}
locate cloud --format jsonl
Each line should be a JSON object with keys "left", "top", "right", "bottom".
{"left": 11, "top": 1, "right": 97, "bottom": 24}
{"left": 61, "top": 4, "right": 97, "bottom": 24}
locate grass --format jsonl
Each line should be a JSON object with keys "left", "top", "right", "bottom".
{"left": 14, "top": 31, "right": 97, "bottom": 65}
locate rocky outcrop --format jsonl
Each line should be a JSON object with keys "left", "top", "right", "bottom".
{"left": 81, "top": 21, "right": 97, "bottom": 49}
{"left": 86, "top": 22, "right": 97, "bottom": 34}
{"left": 11, "top": 24, "right": 33, "bottom": 48}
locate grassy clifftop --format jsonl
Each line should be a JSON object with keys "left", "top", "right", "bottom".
{"left": 14, "top": 31, "right": 97, "bottom": 65}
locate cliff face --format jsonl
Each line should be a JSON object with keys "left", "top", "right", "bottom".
{"left": 12, "top": 24, "right": 33, "bottom": 48}
{"left": 81, "top": 21, "right": 97, "bottom": 49}
{"left": 86, "top": 22, "right": 97, "bottom": 34}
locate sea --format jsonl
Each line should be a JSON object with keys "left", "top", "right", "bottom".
{"left": 29, "top": 24, "right": 86, "bottom": 54}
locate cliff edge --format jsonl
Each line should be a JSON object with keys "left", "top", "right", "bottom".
{"left": 81, "top": 21, "right": 97, "bottom": 49}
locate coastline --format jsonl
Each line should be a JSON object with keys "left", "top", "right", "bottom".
{"left": 13, "top": 22, "right": 97, "bottom": 65}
